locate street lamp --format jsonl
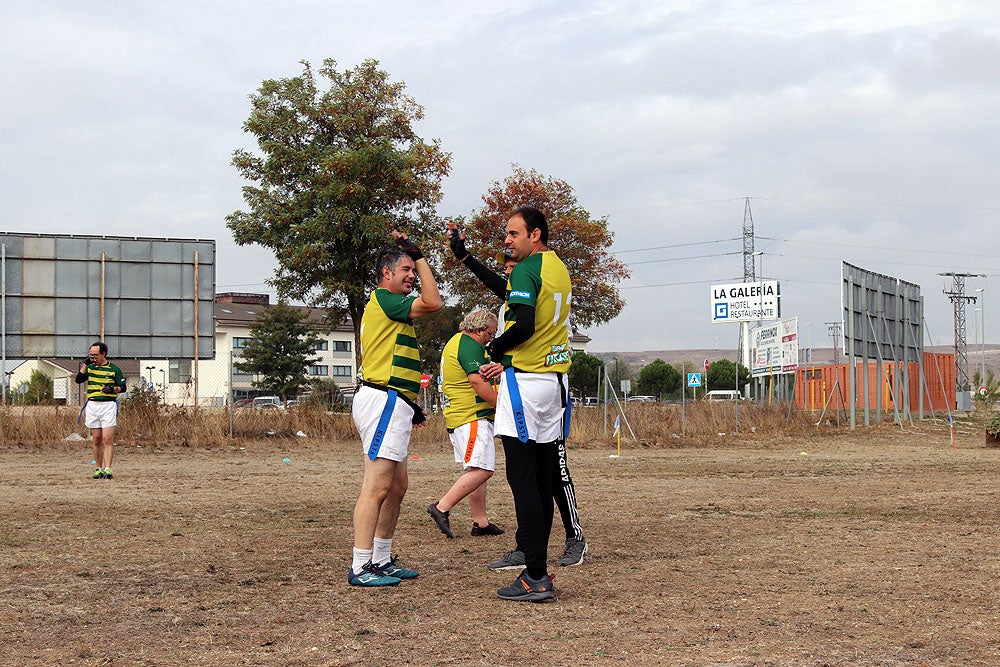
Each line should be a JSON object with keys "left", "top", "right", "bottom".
{"left": 145, "top": 366, "right": 155, "bottom": 392}
{"left": 976, "top": 289, "right": 986, "bottom": 386}
{"left": 753, "top": 251, "right": 765, "bottom": 320}
{"left": 159, "top": 369, "right": 167, "bottom": 399}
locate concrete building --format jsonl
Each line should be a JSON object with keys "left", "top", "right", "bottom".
{"left": 141, "top": 293, "right": 357, "bottom": 407}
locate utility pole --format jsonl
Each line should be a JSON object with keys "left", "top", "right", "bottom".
{"left": 940, "top": 272, "right": 984, "bottom": 394}
{"left": 739, "top": 198, "right": 755, "bottom": 395}
{"left": 825, "top": 321, "right": 842, "bottom": 365}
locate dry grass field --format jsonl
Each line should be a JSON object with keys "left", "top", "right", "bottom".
{"left": 2, "top": 405, "right": 999, "bottom": 666}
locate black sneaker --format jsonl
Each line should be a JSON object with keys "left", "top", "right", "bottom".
{"left": 487, "top": 549, "right": 526, "bottom": 571}
{"left": 92, "top": 468, "right": 105, "bottom": 479}
{"left": 559, "top": 538, "right": 587, "bottom": 566}
{"left": 471, "top": 522, "right": 505, "bottom": 536}
{"left": 427, "top": 502, "right": 453, "bottom": 538}
{"left": 103, "top": 468, "right": 113, "bottom": 480}
{"left": 497, "top": 571, "right": 554, "bottom": 602}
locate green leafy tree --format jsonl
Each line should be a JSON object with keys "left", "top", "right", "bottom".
{"left": 413, "top": 305, "right": 465, "bottom": 378}
{"left": 234, "top": 302, "right": 322, "bottom": 401}
{"left": 24, "top": 370, "right": 54, "bottom": 405}
{"left": 568, "top": 351, "right": 603, "bottom": 398}
{"left": 439, "top": 166, "right": 630, "bottom": 330}
{"left": 707, "top": 359, "right": 751, "bottom": 393}
{"left": 227, "top": 59, "right": 451, "bottom": 368}
{"left": 636, "top": 359, "right": 681, "bottom": 399}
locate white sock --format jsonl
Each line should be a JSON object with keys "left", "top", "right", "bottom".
{"left": 352, "top": 548, "right": 373, "bottom": 574}
{"left": 372, "top": 538, "right": 392, "bottom": 566}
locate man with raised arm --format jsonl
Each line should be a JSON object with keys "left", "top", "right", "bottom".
{"left": 451, "top": 207, "right": 572, "bottom": 601}
{"left": 448, "top": 222, "right": 589, "bottom": 573}
{"left": 348, "top": 231, "right": 443, "bottom": 587}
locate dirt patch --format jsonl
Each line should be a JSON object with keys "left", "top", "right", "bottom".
{"left": 2, "top": 423, "right": 999, "bottom": 666}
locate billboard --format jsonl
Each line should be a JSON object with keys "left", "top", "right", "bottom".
{"left": 711, "top": 280, "right": 780, "bottom": 323}
{"left": 751, "top": 317, "right": 799, "bottom": 377}
{"left": 840, "top": 262, "right": 921, "bottom": 363}
{"left": 1, "top": 233, "right": 215, "bottom": 359}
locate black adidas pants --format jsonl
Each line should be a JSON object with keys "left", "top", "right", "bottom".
{"left": 501, "top": 435, "right": 558, "bottom": 579}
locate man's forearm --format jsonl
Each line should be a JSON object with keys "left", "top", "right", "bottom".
{"left": 462, "top": 253, "right": 506, "bottom": 300}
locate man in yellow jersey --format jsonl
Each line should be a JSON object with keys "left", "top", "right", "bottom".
{"left": 427, "top": 309, "right": 505, "bottom": 538}
{"left": 75, "top": 341, "right": 127, "bottom": 479}
{"left": 447, "top": 228, "right": 588, "bottom": 570}
{"left": 349, "top": 231, "right": 443, "bottom": 587}
{"left": 486, "top": 206, "right": 572, "bottom": 602}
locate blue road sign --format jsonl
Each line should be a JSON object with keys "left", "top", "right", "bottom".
{"left": 687, "top": 372, "right": 702, "bottom": 387}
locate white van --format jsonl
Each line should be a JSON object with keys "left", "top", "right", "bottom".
{"left": 252, "top": 395, "right": 284, "bottom": 409}
{"left": 705, "top": 390, "right": 742, "bottom": 401}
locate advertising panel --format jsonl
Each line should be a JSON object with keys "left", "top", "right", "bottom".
{"left": 711, "top": 280, "right": 780, "bottom": 323}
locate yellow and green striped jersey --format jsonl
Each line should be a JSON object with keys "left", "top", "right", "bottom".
{"left": 83, "top": 363, "right": 125, "bottom": 402}
{"left": 359, "top": 288, "right": 421, "bottom": 401}
{"left": 504, "top": 250, "right": 572, "bottom": 373}
{"left": 441, "top": 332, "right": 495, "bottom": 430}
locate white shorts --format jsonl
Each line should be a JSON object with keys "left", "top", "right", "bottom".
{"left": 85, "top": 400, "right": 118, "bottom": 429}
{"left": 352, "top": 385, "right": 415, "bottom": 462}
{"left": 495, "top": 370, "right": 569, "bottom": 443}
{"left": 449, "top": 419, "right": 496, "bottom": 471}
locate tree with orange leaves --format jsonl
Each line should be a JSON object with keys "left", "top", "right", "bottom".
{"left": 439, "top": 166, "right": 629, "bottom": 331}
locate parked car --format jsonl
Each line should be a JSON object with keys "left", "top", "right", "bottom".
{"left": 252, "top": 395, "right": 284, "bottom": 409}
{"left": 705, "top": 390, "right": 742, "bottom": 401}
{"left": 627, "top": 395, "right": 656, "bottom": 403}
{"left": 583, "top": 396, "right": 601, "bottom": 406}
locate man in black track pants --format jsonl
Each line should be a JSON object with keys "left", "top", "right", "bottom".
{"left": 448, "top": 222, "right": 588, "bottom": 569}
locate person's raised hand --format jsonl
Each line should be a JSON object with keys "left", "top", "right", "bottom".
{"left": 392, "top": 230, "right": 424, "bottom": 261}
{"left": 446, "top": 222, "right": 468, "bottom": 261}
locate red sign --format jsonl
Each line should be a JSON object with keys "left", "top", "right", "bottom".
{"left": 420, "top": 374, "right": 431, "bottom": 388}
{"left": 704, "top": 358, "right": 710, "bottom": 372}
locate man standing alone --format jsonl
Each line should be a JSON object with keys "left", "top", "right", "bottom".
{"left": 349, "top": 232, "right": 443, "bottom": 587}
{"left": 75, "top": 342, "right": 127, "bottom": 479}
{"left": 488, "top": 206, "right": 573, "bottom": 602}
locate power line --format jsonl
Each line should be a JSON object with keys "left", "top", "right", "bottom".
{"left": 624, "top": 251, "right": 742, "bottom": 266}
{"left": 759, "top": 236, "right": 1000, "bottom": 260}
{"left": 751, "top": 195, "right": 1000, "bottom": 212}
{"left": 612, "top": 237, "right": 739, "bottom": 255}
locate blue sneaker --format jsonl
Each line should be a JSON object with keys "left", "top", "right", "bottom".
{"left": 372, "top": 556, "right": 419, "bottom": 580}
{"left": 348, "top": 561, "right": 401, "bottom": 587}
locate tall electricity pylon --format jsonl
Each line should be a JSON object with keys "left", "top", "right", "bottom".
{"left": 940, "top": 272, "right": 984, "bottom": 392}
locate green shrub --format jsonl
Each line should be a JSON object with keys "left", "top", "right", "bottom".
{"left": 986, "top": 412, "right": 1000, "bottom": 437}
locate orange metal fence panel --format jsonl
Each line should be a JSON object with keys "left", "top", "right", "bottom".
{"left": 795, "top": 353, "right": 954, "bottom": 413}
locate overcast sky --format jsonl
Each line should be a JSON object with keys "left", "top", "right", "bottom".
{"left": 3, "top": 1, "right": 999, "bottom": 354}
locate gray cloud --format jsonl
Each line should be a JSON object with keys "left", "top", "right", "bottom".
{"left": 1, "top": 0, "right": 998, "bottom": 355}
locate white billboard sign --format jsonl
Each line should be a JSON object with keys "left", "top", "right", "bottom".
{"left": 751, "top": 317, "right": 799, "bottom": 377}
{"left": 710, "top": 281, "right": 780, "bottom": 323}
